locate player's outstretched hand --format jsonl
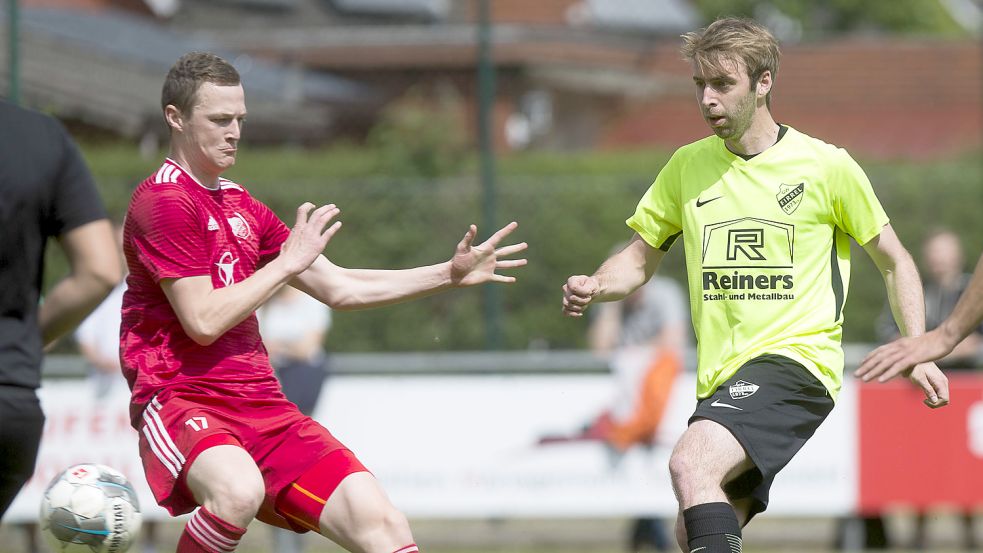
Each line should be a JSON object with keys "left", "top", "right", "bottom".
{"left": 854, "top": 329, "right": 954, "bottom": 384}
{"left": 449, "top": 222, "right": 528, "bottom": 287}
{"left": 279, "top": 202, "right": 342, "bottom": 275}
{"left": 907, "top": 362, "right": 950, "bottom": 409}
{"left": 562, "top": 275, "right": 599, "bottom": 317}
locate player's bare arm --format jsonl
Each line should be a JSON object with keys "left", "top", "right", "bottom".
{"left": 162, "top": 203, "right": 341, "bottom": 345}
{"left": 860, "top": 224, "right": 949, "bottom": 408}
{"left": 859, "top": 252, "right": 983, "bottom": 383}
{"left": 562, "top": 234, "right": 665, "bottom": 317}
{"left": 39, "top": 219, "right": 122, "bottom": 347}
{"left": 291, "top": 221, "right": 527, "bottom": 310}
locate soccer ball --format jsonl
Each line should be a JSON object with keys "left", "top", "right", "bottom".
{"left": 40, "top": 464, "right": 142, "bottom": 553}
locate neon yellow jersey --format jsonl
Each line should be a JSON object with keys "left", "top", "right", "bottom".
{"left": 627, "top": 126, "right": 888, "bottom": 401}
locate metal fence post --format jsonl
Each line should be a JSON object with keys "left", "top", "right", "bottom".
{"left": 477, "top": 0, "right": 501, "bottom": 349}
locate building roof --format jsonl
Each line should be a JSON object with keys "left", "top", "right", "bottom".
{"left": 330, "top": 0, "right": 449, "bottom": 21}
{"left": 0, "top": 7, "right": 374, "bottom": 140}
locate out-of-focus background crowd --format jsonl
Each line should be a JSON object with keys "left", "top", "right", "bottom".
{"left": 1, "top": 0, "right": 982, "bottom": 552}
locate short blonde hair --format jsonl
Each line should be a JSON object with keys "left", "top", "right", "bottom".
{"left": 681, "top": 17, "right": 780, "bottom": 106}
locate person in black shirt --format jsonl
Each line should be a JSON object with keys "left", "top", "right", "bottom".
{"left": 0, "top": 100, "right": 121, "bottom": 518}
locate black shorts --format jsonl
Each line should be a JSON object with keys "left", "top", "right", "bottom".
{"left": 689, "top": 354, "right": 834, "bottom": 522}
{"left": 0, "top": 384, "right": 45, "bottom": 518}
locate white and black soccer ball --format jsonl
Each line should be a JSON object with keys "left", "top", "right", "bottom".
{"left": 40, "top": 463, "right": 142, "bottom": 553}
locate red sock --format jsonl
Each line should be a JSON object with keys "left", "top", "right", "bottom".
{"left": 177, "top": 506, "right": 247, "bottom": 553}
{"left": 393, "top": 545, "right": 419, "bottom": 553}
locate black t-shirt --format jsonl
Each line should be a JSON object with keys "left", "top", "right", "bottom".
{"left": 0, "top": 101, "right": 107, "bottom": 388}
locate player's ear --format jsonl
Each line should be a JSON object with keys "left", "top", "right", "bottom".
{"left": 163, "top": 104, "right": 185, "bottom": 132}
{"left": 756, "top": 70, "right": 773, "bottom": 98}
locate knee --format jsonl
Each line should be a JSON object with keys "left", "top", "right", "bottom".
{"left": 206, "top": 479, "right": 265, "bottom": 523}
{"left": 668, "top": 449, "right": 698, "bottom": 488}
{"left": 384, "top": 507, "right": 411, "bottom": 537}
{"left": 370, "top": 505, "right": 411, "bottom": 540}
{"left": 669, "top": 448, "right": 724, "bottom": 507}
{"left": 350, "top": 504, "right": 412, "bottom": 547}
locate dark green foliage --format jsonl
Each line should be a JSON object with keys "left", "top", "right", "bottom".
{"left": 846, "top": 156, "right": 983, "bottom": 342}
{"left": 58, "top": 144, "right": 982, "bottom": 351}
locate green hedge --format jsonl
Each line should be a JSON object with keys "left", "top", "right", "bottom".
{"left": 59, "top": 144, "right": 982, "bottom": 351}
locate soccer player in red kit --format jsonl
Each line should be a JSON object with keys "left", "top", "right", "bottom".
{"left": 120, "top": 52, "right": 527, "bottom": 553}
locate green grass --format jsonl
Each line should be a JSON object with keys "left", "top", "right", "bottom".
{"left": 3, "top": 515, "right": 975, "bottom": 553}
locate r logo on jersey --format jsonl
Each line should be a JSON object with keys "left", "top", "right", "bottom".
{"left": 702, "top": 218, "right": 794, "bottom": 269}
{"left": 729, "top": 380, "right": 759, "bottom": 399}
{"left": 777, "top": 183, "right": 805, "bottom": 215}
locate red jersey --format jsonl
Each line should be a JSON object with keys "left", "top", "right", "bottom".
{"left": 121, "top": 159, "right": 290, "bottom": 424}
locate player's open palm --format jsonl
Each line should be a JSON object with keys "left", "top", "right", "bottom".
{"left": 279, "top": 203, "right": 342, "bottom": 275}
{"left": 450, "top": 222, "right": 527, "bottom": 287}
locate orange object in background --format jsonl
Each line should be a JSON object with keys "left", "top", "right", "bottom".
{"left": 607, "top": 350, "right": 682, "bottom": 451}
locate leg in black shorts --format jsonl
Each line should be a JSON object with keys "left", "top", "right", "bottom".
{"left": 0, "top": 385, "right": 45, "bottom": 519}
{"left": 689, "top": 354, "right": 835, "bottom": 522}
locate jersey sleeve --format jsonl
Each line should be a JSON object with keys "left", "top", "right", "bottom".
{"left": 829, "top": 149, "right": 889, "bottom": 245}
{"left": 254, "top": 200, "right": 290, "bottom": 265}
{"left": 626, "top": 151, "right": 684, "bottom": 251}
{"left": 45, "top": 120, "right": 108, "bottom": 237}
{"left": 129, "top": 187, "right": 210, "bottom": 282}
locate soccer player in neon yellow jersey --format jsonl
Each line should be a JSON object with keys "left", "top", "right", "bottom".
{"left": 561, "top": 17, "right": 949, "bottom": 553}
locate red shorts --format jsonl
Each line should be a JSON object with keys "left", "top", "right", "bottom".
{"left": 136, "top": 384, "right": 367, "bottom": 527}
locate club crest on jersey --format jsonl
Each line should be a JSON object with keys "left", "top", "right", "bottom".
{"left": 729, "top": 380, "right": 759, "bottom": 400}
{"left": 227, "top": 212, "right": 251, "bottom": 239}
{"left": 777, "top": 183, "right": 805, "bottom": 215}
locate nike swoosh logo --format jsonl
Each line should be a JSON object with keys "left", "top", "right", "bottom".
{"left": 695, "top": 196, "right": 722, "bottom": 207}
{"left": 690, "top": 548, "right": 707, "bottom": 553}
{"left": 710, "top": 399, "right": 743, "bottom": 410}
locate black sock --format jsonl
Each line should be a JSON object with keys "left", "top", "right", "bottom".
{"left": 683, "top": 502, "right": 742, "bottom": 553}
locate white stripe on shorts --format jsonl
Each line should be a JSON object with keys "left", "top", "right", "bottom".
{"left": 141, "top": 407, "right": 183, "bottom": 473}
{"left": 149, "top": 397, "right": 187, "bottom": 464}
{"left": 141, "top": 425, "right": 179, "bottom": 479}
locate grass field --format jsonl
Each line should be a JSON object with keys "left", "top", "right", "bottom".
{"left": 1, "top": 514, "right": 977, "bottom": 553}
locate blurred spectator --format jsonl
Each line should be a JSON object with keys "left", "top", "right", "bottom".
{"left": 877, "top": 228, "right": 983, "bottom": 369}
{"left": 851, "top": 228, "right": 982, "bottom": 550}
{"left": 585, "top": 276, "right": 689, "bottom": 452}
{"left": 540, "top": 270, "right": 688, "bottom": 552}
{"left": 257, "top": 285, "right": 332, "bottom": 553}
{"left": 587, "top": 275, "right": 688, "bottom": 553}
